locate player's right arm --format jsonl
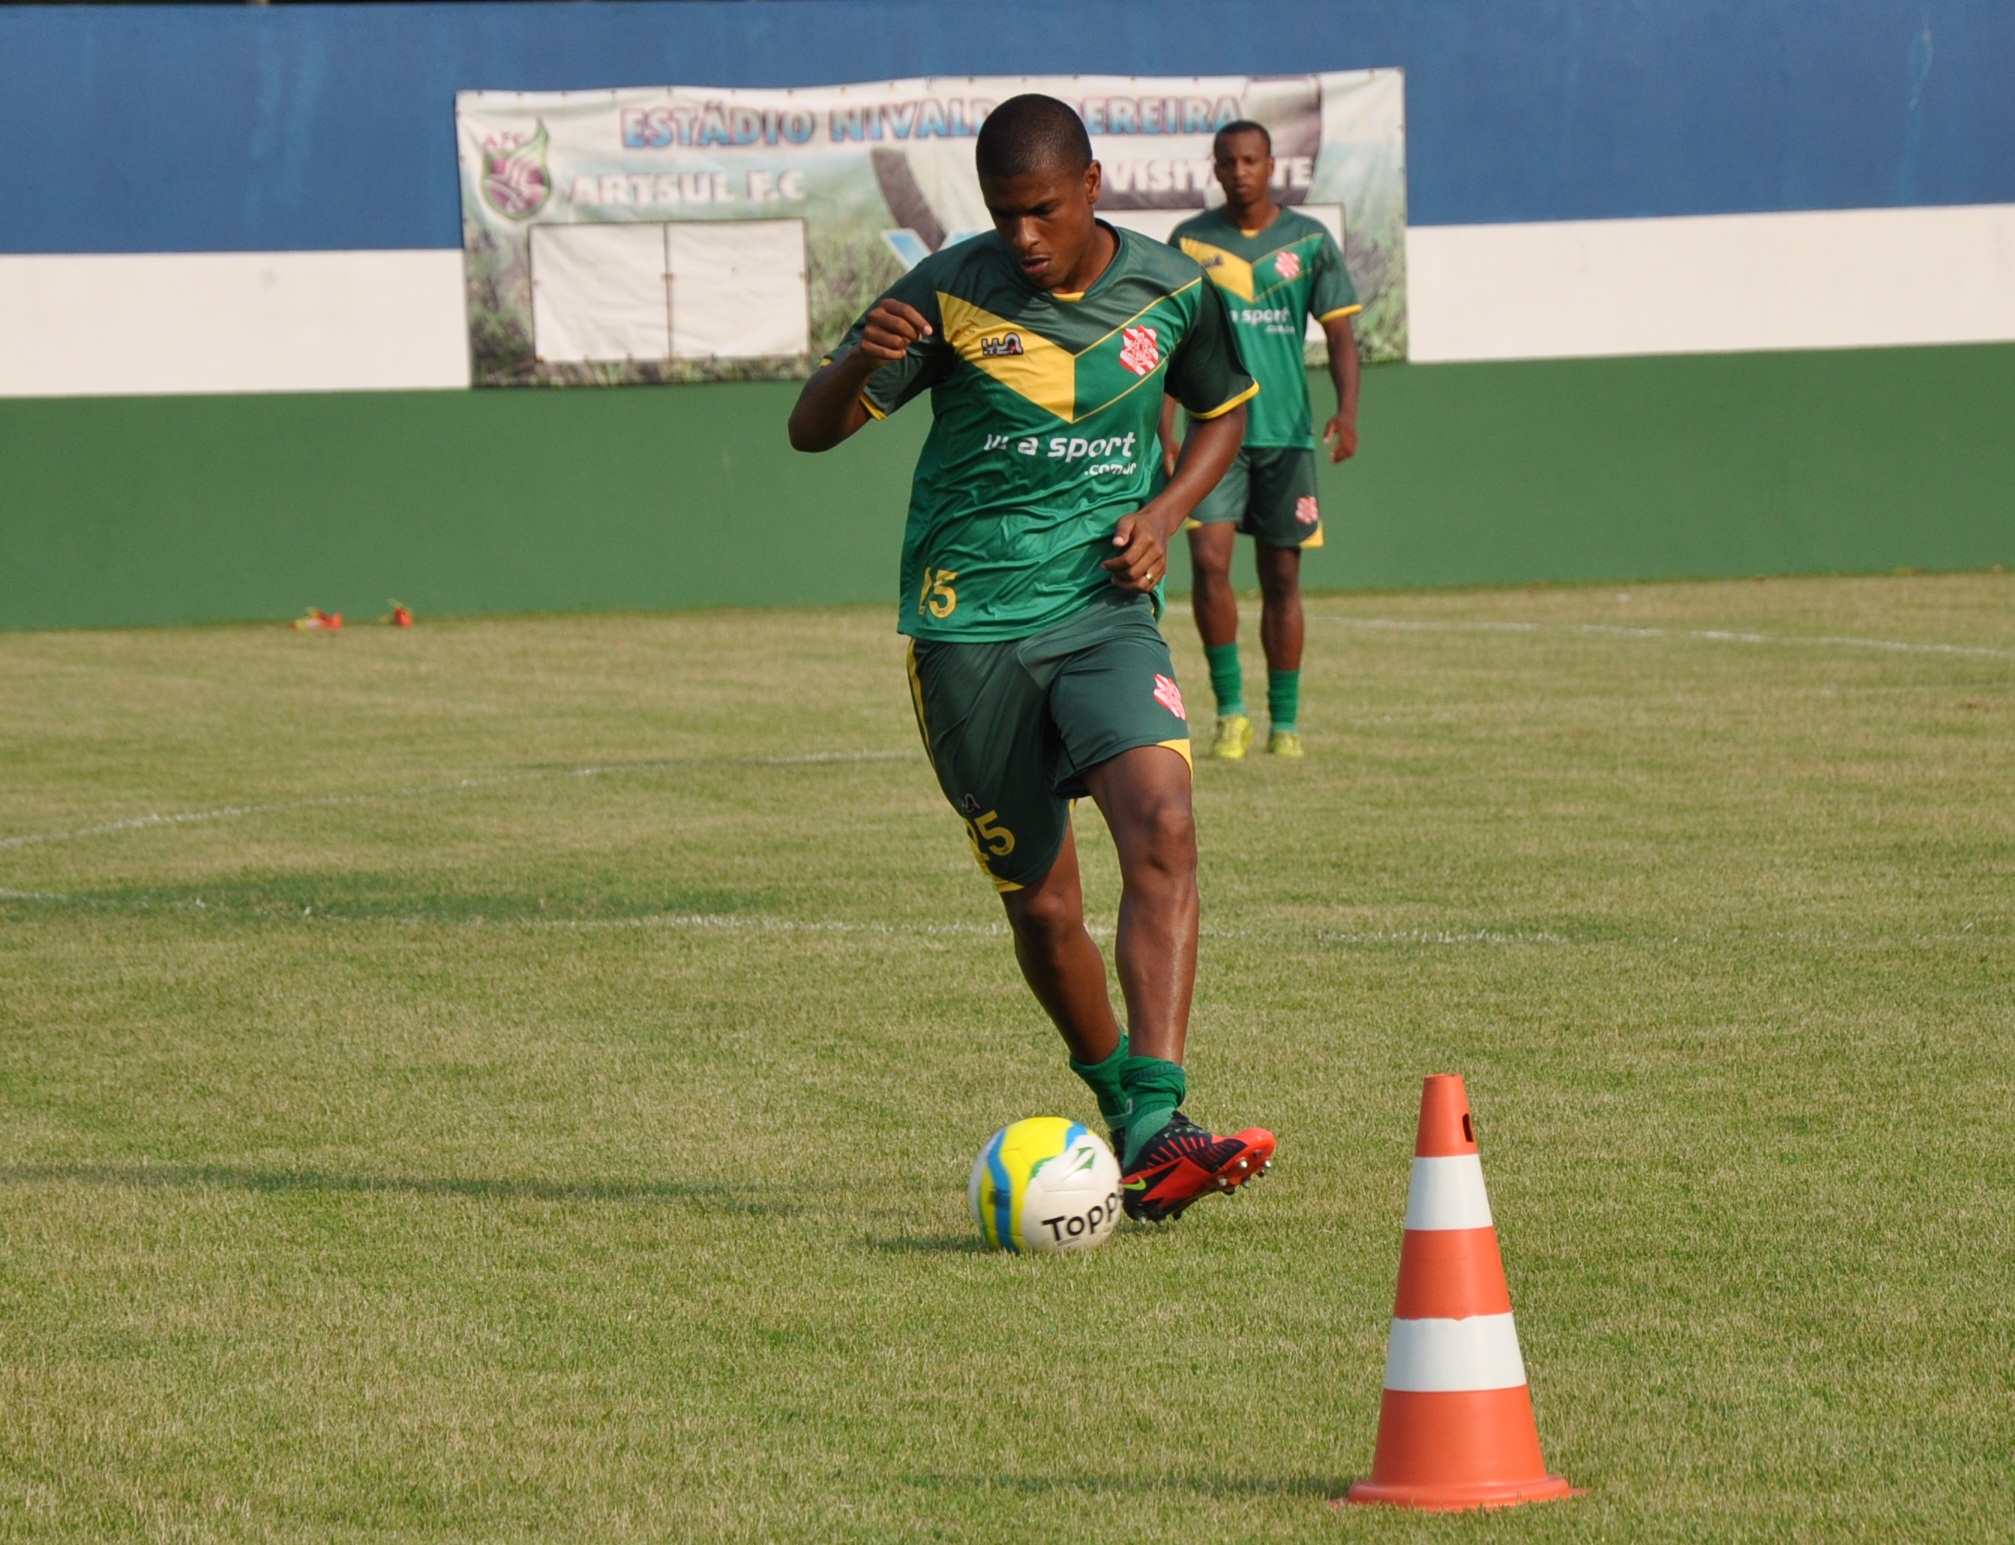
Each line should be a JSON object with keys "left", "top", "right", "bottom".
{"left": 787, "top": 299, "right": 935, "bottom": 452}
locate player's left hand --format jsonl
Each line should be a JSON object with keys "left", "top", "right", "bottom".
{"left": 1323, "top": 412, "right": 1359, "bottom": 464}
{"left": 1103, "top": 510, "right": 1170, "bottom": 594}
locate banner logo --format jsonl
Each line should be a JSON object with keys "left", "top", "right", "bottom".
{"left": 481, "top": 121, "right": 553, "bottom": 220}
{"left": 1119, "top": 325, "right": 1161, "bottom": 377}
{"left": 980, "top": 332, "right": 1025, "bottom": 357}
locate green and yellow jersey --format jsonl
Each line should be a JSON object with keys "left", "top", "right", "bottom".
{"left": 1169, "top": 206, "right": 1359, "bottom": 449}
{"left": 831, "top": 224, "right": 1255, "bottom": 642}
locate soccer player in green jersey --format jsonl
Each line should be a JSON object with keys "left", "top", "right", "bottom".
{"left": 789, "top": 95, "right": 1276, "bottom": 1223}
{"left": 1162, "top": 121, "right": 1364, "bottom": 760}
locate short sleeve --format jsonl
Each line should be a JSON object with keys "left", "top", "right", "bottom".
{"left": 1164, "top": 279, "right": 1257, "bottom": 422}
{"left": 826, "top": 265, "right": 949, "bottom": 419}
{"left": 1310, "top": 231, "right": 1362, "bottom": 324}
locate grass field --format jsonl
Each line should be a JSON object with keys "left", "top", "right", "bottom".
{"left": 2, "top": 573, "right": 2011, "bottom": 1542}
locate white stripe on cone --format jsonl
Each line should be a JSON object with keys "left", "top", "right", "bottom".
{"left": 1383, "top": 1312, "right": 1529, "bottom": 1392}
{"left": 1402, "top": 1154, "right": 1494, "bottom": 1231}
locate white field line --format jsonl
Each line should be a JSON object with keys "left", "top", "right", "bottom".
{"left": 1319, "top": 928, "right": 1572, "bottom": 945}
{"left": 2, "top": 888, "right": 1999, "bottom": 947}
{"left": 1309, "top": 615, "right": 2015, "bottom": 662}
{"left": 513, "top": 914, "right": 1275, "bottom": 943}
{"left": 0, "top": 887, "right": 1610, "bottom": 947}
{"left": 0, "top": 893, "right": 1243, "bottom": 944}
{"left": 11, "top": 623, "right": 1998, "bottom": 854}
{"left": 0, "top": 748, "right": 916, "bottom": 854}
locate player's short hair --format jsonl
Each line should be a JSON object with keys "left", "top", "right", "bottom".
{"left": 975, "top": 94, "right": 1093, "bottom": 182}
{"left": 1214, "top": 119, "right": 1273, "bottom": 155}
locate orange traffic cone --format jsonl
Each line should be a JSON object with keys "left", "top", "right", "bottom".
{"left": 1343, "top": 1074, "right": 1576, "bottom": 1511}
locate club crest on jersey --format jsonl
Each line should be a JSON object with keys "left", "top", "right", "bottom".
{"left": 1273, "top": 249, "right": 1303, "bottom": 280}
{"left": 1295, "top": 494, "right": 1320, "bottom": 525}
{"left": 1153, "top": 673, "right": 1186, "bottom": 720}
{"left": 1118, "top": 326, "right": 1161, "bottom": 377}
{"left": 980, "top": 332, "right": 1025, "bottom": 357}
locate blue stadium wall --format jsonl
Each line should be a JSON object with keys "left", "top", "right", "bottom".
{"left": 2, "top": 1, "right": 2012, "bottom": 629}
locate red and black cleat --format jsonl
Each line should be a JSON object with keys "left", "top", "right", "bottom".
{"left": 1120, "top": 1111, "right": 1276, "bottom": 1223}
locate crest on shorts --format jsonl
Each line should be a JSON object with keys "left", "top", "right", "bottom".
{"left": 1294, "top": 494, "right": 1320, "bottom": 525}
{"left": 1273, "top": 248, "right": 1303, "bottom": 280}
{"left": 960, "top": 792, "right": 982, "bottom": 815}
{"left": 1153, "top": 673, "right": 1186, "bottom": 720}
{"left": 1118, "top": 326, "right": 1161, "bottom": 377}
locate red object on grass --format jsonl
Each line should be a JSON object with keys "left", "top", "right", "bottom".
{"left": 1339, "top": 1075, "right": 1578, "bottom": 1512}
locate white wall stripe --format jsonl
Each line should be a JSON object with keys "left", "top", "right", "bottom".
{"left": 2, "top": 203, "right": 2012, "bottom": 398}
{"left": 1408, "top": 203, "right": 2015, "bottom": 363}
{"left": 1383, "top": 1313, "right": 1528, "bottom": 1393}
{"left": 0, "top": 250, "right": 469, "bottom": 398}
{"left": 1403, "top": 1154, "right": 1494, "bottom": 1231}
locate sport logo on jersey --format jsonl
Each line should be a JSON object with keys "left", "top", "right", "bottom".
{"left": 1153, "top": 673, "right": 1186, "bottom": 720}
{"left": 1118, "top": 326, "right": 1161, "bottom": 377}
{"left": 980, "top": 332, "right": 1025, "bottom": 357}
{"left": 1273, "top": 249, "right": 1302, "bottom": 280}
{"left": 1295, "top": 495, "right": 1320, "bottom": 525}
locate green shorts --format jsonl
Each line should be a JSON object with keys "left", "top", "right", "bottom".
{"left": 904, "top": 592, "right": 1194, "bottom": 892}
{"left": 1188, "top": 444, "right": 1324, "bottom": 549}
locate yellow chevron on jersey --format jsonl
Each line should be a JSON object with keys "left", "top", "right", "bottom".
{"left": 937, "top": 284, "right": 1209, "bottom": 426}
{"left": 937, "top": 292, "right": 1078, "bottom": 422}
{"left": 1179, "top": 238, "right": 1256, "bottom": 302}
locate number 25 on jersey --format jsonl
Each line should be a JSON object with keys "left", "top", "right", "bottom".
{"left": 917, "top": 568, "right": 958, "bottom": 619}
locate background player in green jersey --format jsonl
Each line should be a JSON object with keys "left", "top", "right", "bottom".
{"left": 1161, "top": 121, "right": 1364, "bottom": 760}
{"left": 789, "top": 96, "right": 1276, "bottom": 1223}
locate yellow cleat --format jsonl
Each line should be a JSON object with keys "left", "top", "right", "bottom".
{"left": 1267, "top": 731, "right": 1305, "bottom": 758}
{"left": 1209, "top": 714, "right": 1253, "bottom": 760}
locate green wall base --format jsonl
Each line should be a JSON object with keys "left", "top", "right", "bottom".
{"left": 4, "top": 345, "right": 2011, "bottom": 630}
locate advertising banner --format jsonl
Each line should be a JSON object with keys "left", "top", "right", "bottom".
{"left": 456, "top": 71, "right": 1406, "bottom": 386}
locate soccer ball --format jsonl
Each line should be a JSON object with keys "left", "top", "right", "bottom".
{"left": 969, "top": 1117, "right": 1122, "bottom": 1254}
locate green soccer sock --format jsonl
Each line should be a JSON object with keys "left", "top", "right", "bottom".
{"left": 1119, "top": 1054, "right": 1188, "bottom": 1168}
{"left": 1068, "top": 1034, "right": 1130, "bottom": 1135}
{"left": 1204, "top": 642, "right": 1245, "bottom": 718}
{"left": 1268, "top": 668, "right": 1301, "bottom": 735}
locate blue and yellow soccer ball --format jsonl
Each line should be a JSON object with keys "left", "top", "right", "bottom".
{"left": 969, "top": 1117, "right": 1122, "bottom": 1254}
